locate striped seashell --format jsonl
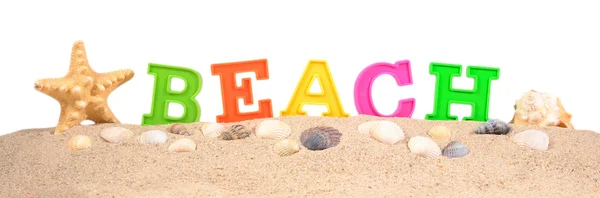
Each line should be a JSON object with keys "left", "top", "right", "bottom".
{"left": 167, "top": 123, "right": 192, "bottom": 136}
{"left": 300, "top": 126, "right": 342, "bottom": 151}
{"left": 200, "top": 123, "right": 226, "bottom": 138}
{"left": 100, "top": 127, "right": 133, "bottom": 143}
{"left": 219, "top": 124, "right": 252, "bottom": 140}
{"left": 255, "top": 120, "right": 292, "bottom": 140}
{"left": 168, "top": 138, "right": 196, "bottom": 152}
{"left": 67, "top": 135, "right": 92, "bottom": 151}
{"left": 369, "top": 121, "right": 404, "bottom": 145}
{"left": 475, "top": 119, "right": 511, "bottom": 135}
{"left": 512, "top": 130, "right": 549, "bottom": 151}
{"left": 272, "top": 139, "right": 301, "bottom": 157}
{"left": 442, "top": 141, "right": 470, "bottom": 158}
{"left": 428, "top": 125, "right": 451, "bottom": 142}
{"left": 138, "top": 130, "right": 168, "bottom": 145}
{"left": 407, "top": 136, "right": 441, "bottom": 158}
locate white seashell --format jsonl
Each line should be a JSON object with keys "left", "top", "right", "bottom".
{"left": 255, "top": 120, "right": 292, "bottom": 140}
{"left": 407, "top": 136, "right": 441, "bottom": 158}
{"left": 138, "top": 130, "right": 168, "bottom": 145}
{"left": 272, "top": 139, "right": 301, "bottom": 156}
{"left": 168, "top": 138, "right": 196, "bottom": 152}
{"left": 357, "top": 121, "right": 378, "bottom": 135}
{"left": 512, "top": 130, "right": 549, "bottom": 151}
{"left": 100, "top": 127, "right": 133, "bottom": 143}
{"left": 67, "top": 135, "right": 92, "bottom": 151}
{"left": 368, "top": 121, "right": 404, "bottom": 144}
{"left": 200, "top": 123, "right": 226, "bottom": 138}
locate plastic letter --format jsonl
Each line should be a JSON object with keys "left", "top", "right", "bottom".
{"left": 142, "top": 63, "right": 202, "bottom": 126}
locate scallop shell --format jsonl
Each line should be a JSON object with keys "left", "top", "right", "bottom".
{"left": 200, "top": 123, "right": 226, "bottom": 138}
{"left": 442, "top": 141, "right": 470, "bottom": 158}
{"left": 138, "top": 130, "right": 168, "bottom": 145}
{"left": 511, "top": 90, "right": 573, "bottom": 129}
{"left": 168, "top": 138, "right": 196, "bottom": 152}
{"left": 407, "top": 136, "right": 441, "bottom": 158}
{"left": 512, "top": 130, "right": 549, "bottom": 151}
{"left": 368, "top": 121, "right": 404, "bottom": 145}
{"left": 219, "top": 125, "right": 252, "bottom": 140}
{"left": 428, "top": 125, "right": 451, "bottom": 142}
{"left": 255, "top": 120, "right": 292, "bottom": 140}
{"left": 475, "top": 119, "right": 511, "bottom": 135}
{"left": 272, "top": 139, "right": 301, "bottom": 156}
{"left": 100, "top": 127, "right": 133, "bottom": 143}
{"left": 300, "top": 126, "right": 342, "bottom": 151}
{"left": 357, "top": 121, "right": 378, "bottom": 135}
{"left": 67, "top": 135, "right": 92, "bottom": 151}
{"left": 168, "top": 123, "right": 192, "bottom": 136}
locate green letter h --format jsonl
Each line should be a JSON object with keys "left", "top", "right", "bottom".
{"left": 426, "top": 62, "right": 500, "bottom": 122}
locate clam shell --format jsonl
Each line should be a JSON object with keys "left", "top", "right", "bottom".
{"left": 138, "top": 130, "right": 168, "bottom": 145}
{"left": 357, "top": 121, "right": 378, "bottom": 135}
{"left": 368, "top": 121, "right": 404, "bottom": 145}
{"left": 442, "top": 141, "right": 469, "bottom": 158}
{"left": 475, "top": 119, "right": 511, "bottom": 135}
{"left": 428, "top": 125, "right": 451, "bottom": 142}
{"left": 407, "top": 136, "right": 441, "bottom": 158}
{"left": 200, "top": 123, "right": 226, "bottom": 138}
{"left": 67, "top": 135, "right": 92, "bottom": 151}
{"left": 255, "top": 120, "right": 292, "bottom": 140}
{"left": 512, "top": 130, "right": 549, "bottom": 151}
{"left": 300, "top": 126, "right": 342, "bottom": 151}
{"left": 168, "top": 138, "right": 196, "bottom": 152}
{"left": 100, "top": 127, "right": 133, "bottom": 143}
{"left": 168, "top": 123, "right": 192, "bottom": 136}
{"left": 511, "top": 90, "right": 573, "bottom": 129}
{"left": 219, "top": 125, "right": 252, "bottom": 140}
{"left": 272, "top": 139, "right": 301, "bottom": 156}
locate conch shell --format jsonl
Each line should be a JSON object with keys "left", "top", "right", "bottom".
{"left": 510, "top": 90, "right": 573, "bottom": 129}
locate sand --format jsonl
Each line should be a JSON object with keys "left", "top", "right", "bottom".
{"left": 1, "top": 115, "right": 599, "bottom": 197}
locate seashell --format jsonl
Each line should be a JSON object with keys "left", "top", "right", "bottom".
{"left": 67, "top": 135, "right": 92, "bottom": 151}
{"left": 357, "top": 121, "right": 378, "bottom": 135}
{"left": 512, "top": 130, "right": 549, "bottom": 151}
{"left": 219, "top": 124, "right": 252, "bottom": 140}
{"left": 255, "top": 120, "right": 292, "bottom": 140}
{"left": 138, "top": 130, "right": 168, "bottom": 145}
{"left": 200, "top": 123, "right": 226, "bottom": 138}
{"left": 511, "top": 90, "right": 573, "bottom": 129}
{"left": 428, "top": 125, "right": 451, "bottom": 142}
{"left": 368, "top": 121, "right": 404, "bottom": 145}
{"left": 272, "top": 139, "right": 301, "bottom": 156}
{"left": 168, "top": 138, "right": 196, "bottom": 152}
{"left": 167, "top": 123, "right": 192, "bottom": 136}
{"left": 475, "top": 119, "right": 511, "bottom": 135}
{"left": 300, "top": 126, "right": 342, "bottom": 151}
{"left": 100, "top": 127, "right": 133, "bottom": 143}
{"left": 407, "top": 136, "right": 441, "bottom": 158}
{"left": 442, "top": 141, "right": 470, "bottom": 158}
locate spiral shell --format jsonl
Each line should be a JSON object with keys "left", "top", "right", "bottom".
{"left": 368, "top": 121, "right": 404, "bottom": 145}
{"left": 138, "top": 130, "right": 168, "bottom": 145}
{"left": 168, "top": 138, "right": 196, "bottom": 152}
{"left": 407, "top": 136, "right": 441, "bottom": 158}
{"left": 167, "top": 123, "right": 192, "bottom": 136}
{"left": 300, "top": 126, "right": 342, "bottom": 151}
{"left": 272, "top": 139, "right": 301, "bottom": 157}
{"left": 512, "top": 130, "right": 549, "bottom": 151}
{"left": 100, "top": 127, "right": 134, "bottom": 143}
{"left": 442, "top": 141, "right": 470, "bottom": 158}
{"left": 67, "top": 135, "right": 92, "bottom": 151}
{"left": 511, "top": 90, "right": 573, "bottom": 129}
{"left": 255, "top": 120, "right": 292, "bottom": 140}
{"left": 475, "top": 119, "right": 511, "bottom": 135}
{"left": 219, "top": 125, "right": 252, "bottom": 140}
{"left": 428, "top": 125, "right": 451, "bottom": 142}
{"left": 200, "top": 123, "right": 226, "bottom": 138}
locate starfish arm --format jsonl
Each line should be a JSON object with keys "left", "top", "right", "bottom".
{"left": 91, "top": 69, "right": 134, "bottom": 96}
{"left": 34, "top": 76, "right": 94, "bottom": 102}
{"left": 68, "top": 40, "right": 96, "bottom": 76}
{"left": 86, "top": 99, "right": 120, "bottom": 124}
{"left": 54, "top": 101, "right": 88, "bottom": 135}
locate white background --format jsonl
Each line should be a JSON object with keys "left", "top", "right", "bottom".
{"left": 0, "top": 0, "right": 598, "bottom": 135}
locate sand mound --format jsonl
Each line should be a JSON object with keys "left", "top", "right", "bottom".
{"left": 1, "top": 116, "right": 599, "bottom": 197}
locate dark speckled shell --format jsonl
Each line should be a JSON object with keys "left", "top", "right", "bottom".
{"left": 475, "top": 119, "right": 511, "bottom": 135}
{"left": 300, "top": 126, "right": 342, "bottom": 151}
{"left": 168, "top": 123, "right": 192, "bottom": 136}
{"left": 219, "top": 125, "right": 251, "bottom": 140}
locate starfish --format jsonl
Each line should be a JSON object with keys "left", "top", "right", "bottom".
{"left": 34, "top": 41, "right": 134, "bottom": 135}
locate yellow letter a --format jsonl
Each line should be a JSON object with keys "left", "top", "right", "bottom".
{"left": 280, "top": 60, "right": 350, "bottom": 117}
